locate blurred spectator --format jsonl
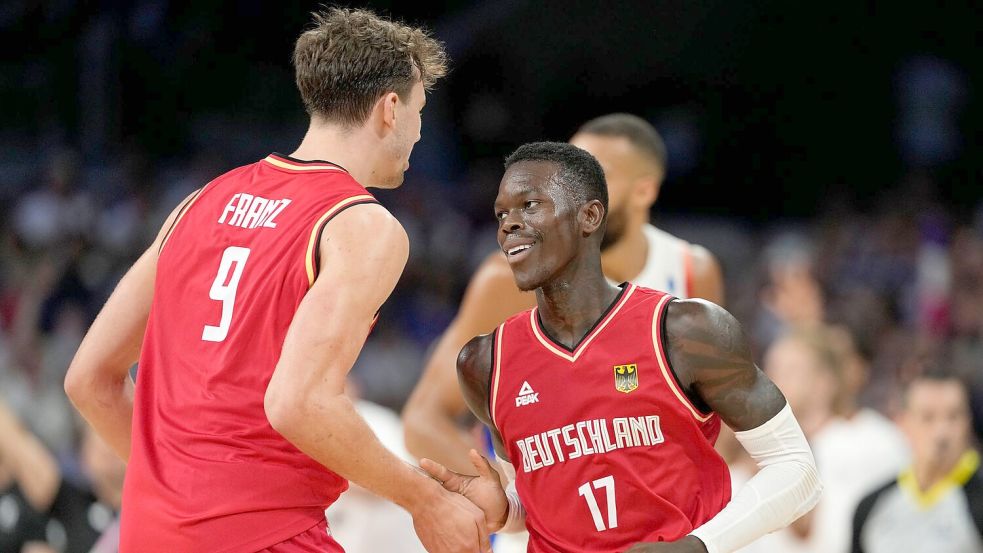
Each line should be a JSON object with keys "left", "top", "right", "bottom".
{"left": 752, "top": 326, "right": 908, "bottom": 553}
{"left": 0, "top": 398, "right": 123, "bottom": 553}
{"left": 11, "top": 150, "right": 93, "bottom": 252}
{"left": 851, "top": 369, "right": 983, "bottom": 553}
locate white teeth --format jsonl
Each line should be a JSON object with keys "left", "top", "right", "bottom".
{"left": 507, "top": 244, "right": 532, "bottom": 256}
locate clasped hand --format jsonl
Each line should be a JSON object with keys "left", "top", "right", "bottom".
{"left": 418, "top": 450, "right": 707, "bottom": 553}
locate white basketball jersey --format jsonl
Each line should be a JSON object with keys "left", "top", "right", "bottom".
{"left": 632, "top": 223, "right": 692, "bottom": 298}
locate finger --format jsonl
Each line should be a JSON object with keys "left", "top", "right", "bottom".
{"left": 468, "top": 449, "right": 497, "bottom": 480}
{"left": 419, "top": 457, "right": 452, "bottom": 482}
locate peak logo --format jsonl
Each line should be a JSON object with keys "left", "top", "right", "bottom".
{"left": 515, "top": 381, "right": 539, "bottom": 406}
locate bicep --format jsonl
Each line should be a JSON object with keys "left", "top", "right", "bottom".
{"left": 667, "top": 299, "right": 785, "bottom": 432}
{"left": 273, "top": 205, "right": 408, "bottom": 393}
{"left": 702, "top": 364, "right": 786, "bottom": 432}
{"left": 456, "top": 334, "right": 510, "bottom": 461}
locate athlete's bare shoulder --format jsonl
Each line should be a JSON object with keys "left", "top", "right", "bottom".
{"left": 319, "top": 203, "right": 407, "bottom": 259}
{"left": 456, "top": 332, "right": 496, "bottom": 426}
{"left": 665, "top": 298, "right": 784, "bottom": 431}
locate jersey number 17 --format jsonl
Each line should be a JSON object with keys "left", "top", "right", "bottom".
{"left": 579, "top": 475, "right": 618, "bottom": 532}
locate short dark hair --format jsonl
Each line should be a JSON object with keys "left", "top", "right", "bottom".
{"left": 901, "top": 364, "right": 970, "bottom": 409}
{"left": 293, "top": 8, "right": 448, "bottom": 126}
{"left": 577, "top": 113, "right": 667, "bottom": 171}
{"left": 504, "top": 141, "right": 608, "bottom": 216}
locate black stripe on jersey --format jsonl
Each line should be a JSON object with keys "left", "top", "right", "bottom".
{"left": 660, "top": 298, "right": 714, "bottom": 416}
{"left": 271, "top": 152, "right": 349, "bottom": 173}
{"left": 487, "top": 327, "right": 499, "bottom": 424}
{"left": 310, "top": 199, "right": 380, "bottom": 282}
{"left": 158, "top": 187, "right": 204, "bottom": 255}
{"left": 533, "top": 282, "right": 629, "bottom": 353}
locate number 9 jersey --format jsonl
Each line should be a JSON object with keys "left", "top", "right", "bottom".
{"left": 489, "top": 284, "right": 731, "bottom": 553}
{"left": 123, "top": 154, "right": 378, "bottom": 553}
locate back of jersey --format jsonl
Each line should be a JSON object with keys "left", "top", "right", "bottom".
{"left": 121, "top": 154, "right": 378, "bottom": 553}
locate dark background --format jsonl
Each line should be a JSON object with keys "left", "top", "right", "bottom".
{"left": 3, "top": 0, "right": 979, "bottom": 221}
{"left": 1, "top": 4, "right": 982, "bottom": 550}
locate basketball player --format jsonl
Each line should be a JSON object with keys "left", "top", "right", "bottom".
{"left": 421, "top": 142, "right": 822, "bottom": 553}
{"left": 64, "top": 9, "right": 490, "bottom": 553}
{"left": 404, "top": 114, "right": 724, "bottom": 475}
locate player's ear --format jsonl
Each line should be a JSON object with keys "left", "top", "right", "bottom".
{"left": 633, "top": 172, "right": 661, "bottom": 209}
{"left": 378, "top": 91, "right": 400, "bottom": 131}
{"left": 580, "top": 199, "right": 605, "bottom": 236}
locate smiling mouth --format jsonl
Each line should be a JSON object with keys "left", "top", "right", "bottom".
{"left": 504, "top": 241, "right": 536, "bottom": 264}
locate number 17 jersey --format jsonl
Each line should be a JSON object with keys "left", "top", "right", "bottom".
{"left": 123, "top": 154, "right": 378, "bottom": 553}
{"left": 490, "top": 284, "right": 731, "bottom": 553}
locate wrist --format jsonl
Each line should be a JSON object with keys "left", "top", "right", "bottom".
{"left": 397, "top": 473, "right": 442, "bottom": 512}
{"left": 489, "top": 502, "right": 508, "bottom": 533}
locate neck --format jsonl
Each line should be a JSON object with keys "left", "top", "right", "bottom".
{"left": 600, "top": 216, "right": 648, "bottom": 283}
{"left": 536, "top": 257, "right": 621, "bottom": 349}
{"left": 290, "top": 118, "right": 381, "bottom": 187}
{"left": 913, "top": 449, "right": 969, "bottom": 492}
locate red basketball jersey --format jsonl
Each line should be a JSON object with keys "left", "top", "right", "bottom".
{"left": 121, "top": 154, "right": 377, "bottom": 553}
{"left": 490, "top": 284, "right": 731, "bottom": 553}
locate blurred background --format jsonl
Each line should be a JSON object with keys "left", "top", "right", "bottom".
{"left": 0, "top": 1, "right": 980, "bottom": 552}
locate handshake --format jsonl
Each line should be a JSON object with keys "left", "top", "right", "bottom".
{"left": 407, "top": 449, "right": 509, "bottom": 553}
{"left": 406, "top": 450, "right": 706, "bottom": 553}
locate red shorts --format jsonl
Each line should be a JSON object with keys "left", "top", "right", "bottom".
{"left": 258, "top": 520, "right": 344, "bottom": 553}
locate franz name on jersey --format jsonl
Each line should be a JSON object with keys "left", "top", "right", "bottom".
{"left": 218, "top": 193, "right": 292, "bottom": 229}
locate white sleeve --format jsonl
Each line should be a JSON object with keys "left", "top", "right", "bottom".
{"left": 689, "top": 404, "right": 823, "bottom": 553}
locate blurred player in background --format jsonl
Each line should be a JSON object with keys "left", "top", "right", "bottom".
{"left": 64, "top": 8, "right": 492, "bottom": 553}
{"left": 421, "top": 142, "right": 821, "bottom": 553}
{"left": 404, "top": 113, "right": 724, "bottom": 476}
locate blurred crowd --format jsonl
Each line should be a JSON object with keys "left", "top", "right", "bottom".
{"left": 1, "top": 146, "right": 981, "bottom": 552}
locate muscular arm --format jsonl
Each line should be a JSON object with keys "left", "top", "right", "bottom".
{"left": 687, "top": 245, "right": 725, "bottom": 308}
{"left": 658, "top": 300, "right": 821, "bottom": 553}
{"left": 403, "top": 253, "right": 533, "bottom": 473}
{"left": 455, "top": 333, "right": 509, "bottom": 461}
{"left": 64, "top": 190, "right": 199, "bottom": 461}
{"left": 265, "top": 203, "right": 473, "bottom": 522}
{"left": 666, "top": 299, "right": 783, "bottom": 430}
{"left": 265, "top": 204, "right": 425, "bottom": 505}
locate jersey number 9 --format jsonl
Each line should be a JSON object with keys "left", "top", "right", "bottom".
{"left": 202, "top": 246, "right": 251, "bottom": 342}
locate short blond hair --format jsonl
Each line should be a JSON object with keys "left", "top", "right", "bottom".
{"left": 293, "top": 8, "right": 448, "bottom": 125}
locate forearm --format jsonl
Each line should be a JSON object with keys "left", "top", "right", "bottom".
{"left": 404, "top": 408, "right": 479, "bottom": 474}
{"left": 273, "top": 391, "right": 438, "bottom": 510}
{"left": 689, "top": 404, "right": 822, "bottom": 553}
{"left": 0, "top": 403, "right": 60, "bottom": 510}
{"left": 67, "top": 374, "right": 135, "bottom": 462}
